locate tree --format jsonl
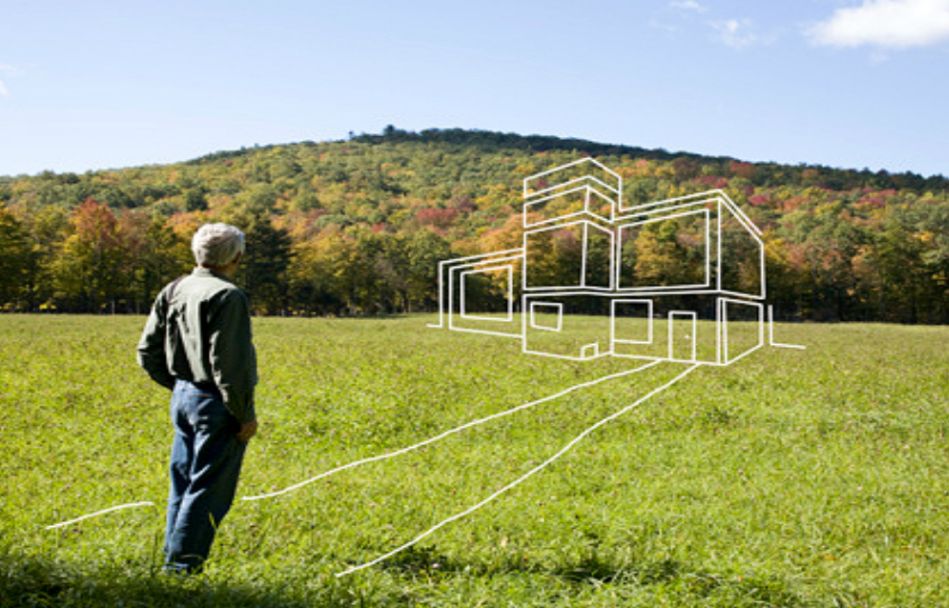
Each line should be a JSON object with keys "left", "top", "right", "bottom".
{"left": 52, "top": 198, "right": 127, "bottom": 312}
{"left": 238, "top": 214, "right": 292, "bottom": 314}
{"left": 289, "top": 226, "right": 355, "bottom": 315}
{"left": 118, "top": 210, "right": 190, "bottom": 312}
{"left": 402, "top": 230, "right": 451, "bottom": 311}
{"left": 0, "top": 206, "right": 31, "bottom": 309}
{"left": 21, "top": 205, "right": 70, "bottom": 311}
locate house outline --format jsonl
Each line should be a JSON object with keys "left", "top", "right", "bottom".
{"left": 431, "top": 157, "right": 780, "bottom": 366}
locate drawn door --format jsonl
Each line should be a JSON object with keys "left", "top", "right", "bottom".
{"left": 668, "top": 311, "right": 697, "bottom": 362}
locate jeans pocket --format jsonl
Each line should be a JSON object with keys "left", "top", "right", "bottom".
{"left": 193, "top": 392, "right": 232, "bottom": 431}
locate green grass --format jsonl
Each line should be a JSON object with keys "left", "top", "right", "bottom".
{"left": 0, "top": 315, "right": 946, "bottom": 607}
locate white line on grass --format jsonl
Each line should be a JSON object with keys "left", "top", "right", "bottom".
{"left": 335, "top": 363, "right": 700, "bottom": 577}
{"left": 242, "top": 360, "right": 662, "bottom": 502}
{"left": 45, "top": 501, "right": 155, "bottom": 530}
{"left": 768, "top": 305, "right": 806, "bottom": 350}
{"left": 45, "top": 362, "right": 661, "bottom": 529}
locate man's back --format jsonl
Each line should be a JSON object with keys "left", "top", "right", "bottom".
{"left": 138, "top": 267, "right": 258, "bottom": 424}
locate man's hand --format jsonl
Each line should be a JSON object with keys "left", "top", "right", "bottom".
{"left": 236, "top": 420, "right": 258, "bottom": 443}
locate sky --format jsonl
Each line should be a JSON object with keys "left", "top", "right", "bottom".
{"left": 1, "top": 0, "right": 948, "bottom": 177}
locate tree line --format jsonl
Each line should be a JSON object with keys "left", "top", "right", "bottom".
{"left": 0, "top": 199, "right": 451, "bottom": 315}
{"left": 0, "top": 128, "right": 945, "bottom": 322}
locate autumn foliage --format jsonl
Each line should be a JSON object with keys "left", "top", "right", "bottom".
{"left": 0, "top": 128, "right": 945, "bottom": 322}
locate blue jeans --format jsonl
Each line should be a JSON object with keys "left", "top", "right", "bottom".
{"left": 164, "top": 379, "right": 246, "bottom": 572}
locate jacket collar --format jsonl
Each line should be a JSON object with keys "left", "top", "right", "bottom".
{"left": 192, "top": 266, "right": 232, "bottom": 282}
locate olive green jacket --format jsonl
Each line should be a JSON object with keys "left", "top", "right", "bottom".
{"left": 137, "top": 267, "right": 258, "bottom": 423}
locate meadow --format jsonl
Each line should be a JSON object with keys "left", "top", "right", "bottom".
{"left": 0, "top": 315, "right": 946, "bottom": 607}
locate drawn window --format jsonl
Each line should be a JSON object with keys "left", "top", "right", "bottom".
{"left": 529, "top": 301, "right": 563, "bottom": 332}
{"left": 617, "top": 208, "right": 710, "bottom": 290}
{"left": 460, "top": 265, "right": 514, "bottom": 322}
{"left": 612, "top": 299, "right": 652, "bottom": 344}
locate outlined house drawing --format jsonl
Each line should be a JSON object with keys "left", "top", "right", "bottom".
{"left": 430, "top": 157, "right": 777, "bottom": 366}
{"left": 44, "top": 160, "right": 803, "bottom": 574}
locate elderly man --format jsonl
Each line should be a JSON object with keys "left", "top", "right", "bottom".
{"left": 137, "top": 223, "right": 258, "bottom": 574}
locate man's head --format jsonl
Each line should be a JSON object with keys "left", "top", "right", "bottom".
{"left": 192, "top": 223, "right": 245, "bottom": 278}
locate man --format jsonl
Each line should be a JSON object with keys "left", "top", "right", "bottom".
{"left": 137, "top": 222, "right": 258, "bottom": 574}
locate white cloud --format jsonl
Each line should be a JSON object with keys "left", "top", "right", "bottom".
{"left": 670, "top": 0, "right": 707, "bottom": 13}
{"left": 0, "top": 63, "right": 16, "bottom": 97}
{"left": 649, "top": 18, "right": 681, "bottom": 33}
{"left": 711, "top": 18, "right": 758, "bottom": 48}
{"left": 808, "top": 0, "right": 949, "bottom": 48}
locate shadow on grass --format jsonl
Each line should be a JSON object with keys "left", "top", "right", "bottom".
{"left": 547, "top": 550, "right": 810, "bottom": 607}
{"left": 0, "top": 557, "right": 293, "bottom": 608}
{"left": 377, "top": 544, "right": 811, "bottom": 607}
{"left": 375, "top": 545, "right": 465, "bottom": 576}
{"left": 6, "top": 545, "right": 821, "bottom": 607}
{"left": 0, "top": 551, "right": 382, "bottom": 608}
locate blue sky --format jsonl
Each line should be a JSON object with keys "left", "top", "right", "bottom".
{"left": 1, "top": 0, "right": 947, "bottom": 177}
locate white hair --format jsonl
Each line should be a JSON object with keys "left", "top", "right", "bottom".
{"left": 191, "top": 223, "right": 246, "bottom": 267}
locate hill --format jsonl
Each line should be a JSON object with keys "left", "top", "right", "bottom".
{"left": 0, "top": 127, "right": 946, "bottom": 322}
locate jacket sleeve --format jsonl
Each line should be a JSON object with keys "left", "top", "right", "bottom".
{"left": 137, "top": 288, "right": 176, "bottom": 390}
{"left": 208, "top": 288, "right": 258, "bottom": 424}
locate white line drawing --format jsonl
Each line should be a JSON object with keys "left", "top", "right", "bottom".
{"left": 241, "top": 359, "right": 661, "bottom": 502}
{"left": 432, "top": 157, "right": 798, "bottom": 366}
{"left": 51, "top": 362, "right": 662, "bottom": 527}
{"left": 335, "top": 362, "right": 700, "bottom": 577}
{"left": 721, "top": 298, "right": 765, "bottom": 365}
{"left": 47, "top": 157, "right": 806, "bottom": 579}
{"left": 428, "top": 248, "right": 524, "bottom": 330}
{"left": 767, "top": 304, "right": 806, "bottom": 350}
{"left": 619, "top": 188, "right": 763, "bottom": 237}
{"left": 528, "top": 301, "right": 563, "bottom": 332}
{"left": 616, "top": 207, "right": 712, "bottom": 291}
{"left": 523, "top": 157, "right": 622, "bottom": 202}
{"left": 447, "top": 253, "right": 524, "bottom": 339}
{"left": 580, "top": 342, "right": 600, "bottom": 358}
{"left": 45, "top": 501, "right": 155, "bottom": 530}
{"left": 610, "top": 299, "right": 653, "bottom": 345}
{"left": 523, "top": 184, "right": 615, "bottom": 228}
{"left": 460, "top": 264, "right": 514, "bottom": 323}
{"left": 523, "top": 219, "right": 615, "bottom": 292}
{"left": 667, "top": 311, "right": 698, "bottom": 362}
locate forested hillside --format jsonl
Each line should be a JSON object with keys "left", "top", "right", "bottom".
{"left": 0, "top": 127, "right": 946, "bottom": 322}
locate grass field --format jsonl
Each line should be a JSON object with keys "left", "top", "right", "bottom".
{"left": 0, "top": 315, "right": 946, "bottom": 607}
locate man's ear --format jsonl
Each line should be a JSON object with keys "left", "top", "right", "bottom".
{"left": 232, "top": 251, "right": 243, "bottom": 266}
